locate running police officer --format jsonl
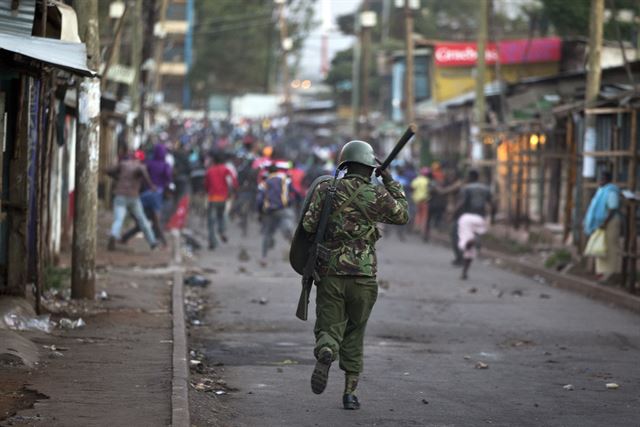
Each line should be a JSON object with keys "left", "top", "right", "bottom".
{"left": 301, "top": 140, "right": 409, "bottom": 409}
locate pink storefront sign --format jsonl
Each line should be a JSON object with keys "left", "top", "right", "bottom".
{"left": 434, "top": 37, "right": 561, "bottom": 67}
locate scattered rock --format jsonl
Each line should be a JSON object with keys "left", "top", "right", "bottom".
{"left": 277, "top": 367, "right": 283, "bottom": 373}
{"left": 475, "top": 361, "right": 489, "bottom": 369}
{"left": 511, "top": 290, "right": 523, "bottom": 297}
{"left": 463, "top": 355, "right": 471, "bottom": 360}
{"left": 468, "top": 287, "right": 478, "bottom": 294}
{"left": 58, "top": 318, "right": 86, "bottom": 330}
{"left": 421, "top": 399, "right": 429, "bottom": 405}
{"left": 539, "top": 293, "right": 551, "bottom": 299}
{"left": 563, "top": 384, "right": 574, "bottom": 391}
{"left": 238, "top": 248, "right": 250, "bottom": 262}
{"left": 378, "top": 280, "right": 390, "bottom": 290}
{"left": 273, "top": 359, "right": 298, "bottom": 365}
{"left": 533, "top": 275, "right": 547, "bottom": 284}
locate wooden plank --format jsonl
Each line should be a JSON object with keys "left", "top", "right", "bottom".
{"left": 582, "top": 150, "right": 635, "bottom": 158}
{"left": 585, "top": 108, "right": 633, "bottom": 115}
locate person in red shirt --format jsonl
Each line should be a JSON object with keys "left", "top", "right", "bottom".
{"left": 204, "top": 152, "right": 238, "bottom": 250}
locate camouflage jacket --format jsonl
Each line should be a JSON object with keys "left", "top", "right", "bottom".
{"left": 302, "top": 173, "right": 409, "bottom": 277}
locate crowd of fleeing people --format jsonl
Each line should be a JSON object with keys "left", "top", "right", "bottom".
{"left": 105, "top": 117, "right": 503, "bottom": 279}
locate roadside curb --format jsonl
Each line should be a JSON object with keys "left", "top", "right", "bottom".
{"left": 428, "top": 232, "right": 640, "bottom": 315}
{"left": 171, "top": 230, "right": 190, "bottom": 427}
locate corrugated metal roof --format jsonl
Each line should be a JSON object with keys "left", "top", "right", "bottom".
{"left": 0, "top": 32, "right": 95, "bottom": 76}
{"left": 0, "top": 0, "right": 36, "bottom": 37}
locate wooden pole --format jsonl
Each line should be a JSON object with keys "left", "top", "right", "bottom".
{"left": 404, "top": 1, "right": 415, "bottom": 125}
{"left": 101, "top": 5, "right": 129, "bottom": 92}
{"left": 130, "top": 0, "right": 143, "bottom": 122}
{"left": 627, "top": 110, "right": 638, "bottom": 293}
{"left": 153, "top": 0, "right": 170, "bottom": 96}
{"left": 360, "top": 7, "right": 371, "bottom": 133}
{"left": 72, "top": 0, "right": 101, "bottom": 300}
{"left": 278, "top": 2, "right": 291, "bottom": 115}
{"left": 473, "top": 0, "right": 489, "bottom": 162}
{"left": 582, "top": 0, "right": 605, "bottom": 180}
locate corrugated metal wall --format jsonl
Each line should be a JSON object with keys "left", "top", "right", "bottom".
{"left": 0, "top": 0, "right": 36, "bottom": 36}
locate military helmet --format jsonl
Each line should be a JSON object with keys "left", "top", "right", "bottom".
{"left": 337, "top": 140, "right": 376, "bottom": 169}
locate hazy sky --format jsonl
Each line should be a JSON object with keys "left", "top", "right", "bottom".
{"left": 298, "top": 0, "right": 360, "bottom": 81}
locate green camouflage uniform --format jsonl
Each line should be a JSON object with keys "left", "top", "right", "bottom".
{"left": 302, "top": 173, "right": 408, "bottom": 375}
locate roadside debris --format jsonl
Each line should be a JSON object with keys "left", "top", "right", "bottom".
{"left": 238, "top": 248, "right": 250, "bottom": 262}
{"left": 58, "top": 318, "right": 86, "bottom": 329}
{"left": 191, "top": 377, "right": 229, "bottom": 395}
{"left": 48, "top": 351, "right": 64, "bottom": 359}
{"left": 184, "top": 275, "right": 210, "bottom": 288}
{"left": 97, "top": 290, "right": 109, "bottom": 301}
{"left": 533, "top": 275, "right": 547, "bottom": 284}
{"left": 605, "top": 383, "right": 619, "bottom": 390}
{"left": 475, "top": 361, "right": 489, "bottom": 369}
{"left": 3, "top": 313, "right": 55, "bottom": 333}
{"left": 273, "top": 359, "right": 298, "bottom": 366}
{"left": 563, "top": 384, "right": 574, "bottom": 391}
{"left": 42, "top": 345, "right": 69, "bottom": 352}
{"left": 251, "top": 298, "right": 269, "bottom": 305}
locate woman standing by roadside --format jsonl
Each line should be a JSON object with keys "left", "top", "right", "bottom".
{"left": 583, "top": 171, "right": 621, "bottom": 282}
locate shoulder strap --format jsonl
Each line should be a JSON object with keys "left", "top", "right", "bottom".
{"left": 330, "top": 181, "right": 369, "bottom": 221}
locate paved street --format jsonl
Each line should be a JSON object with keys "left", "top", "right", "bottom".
{"left": 188, "top": 223, "right": 640, "bottom": 427}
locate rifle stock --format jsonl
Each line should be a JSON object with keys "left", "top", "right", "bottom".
{"left": 296, "top": 276, "right": 311, "bottom": 320}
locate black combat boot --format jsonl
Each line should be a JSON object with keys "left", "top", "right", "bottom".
{"left": 311, "top": 347, "right": 333, "bottom": 394}
{"left": 342, "top": 373, "right": 360, "bottom": 410}
{"left": 343, "top": 394, "right": 360, "bottom": 410}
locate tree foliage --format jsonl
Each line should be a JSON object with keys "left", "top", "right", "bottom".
{"left": 540, "top": 0, "right": 639, "bottom": 39}
{"left": 190, "top": 0, "right": 315, "bottom": 99}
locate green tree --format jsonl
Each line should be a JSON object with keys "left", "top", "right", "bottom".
{"left": 540, "top": 0, "right": 639, "bottom": 39}
{"left": 190, "top": 0, "right": 315, "bottom": 101}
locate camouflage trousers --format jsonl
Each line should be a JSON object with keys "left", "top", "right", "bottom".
{"left": 314, "top": 275, "right": 378, "bottom": 375}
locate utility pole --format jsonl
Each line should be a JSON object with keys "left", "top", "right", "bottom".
{"left": 360, "top": 3, "right": 375, "bottom": 134}
{"left": 277, "top": 0, "right": 292, "bottom": 114}
{"left": 350, "top": 9, "right": 362, "bottom": 134}
{"left": 130, "top": 0, "right": 143, "bottom": 126}
{"left": 152, "top": 0, "right": 170, "bottom": 98}
{"left": 403, "top": 1, "right": 415, "bottom": 125}
{"left": 72, "top": 0, "right": 101, "bottom": 300}
{"left": 472, "top": 0, "right": 488, "bottom": 161}
{"left": 583, "top": 0, "right": 604, "bottom": 180}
